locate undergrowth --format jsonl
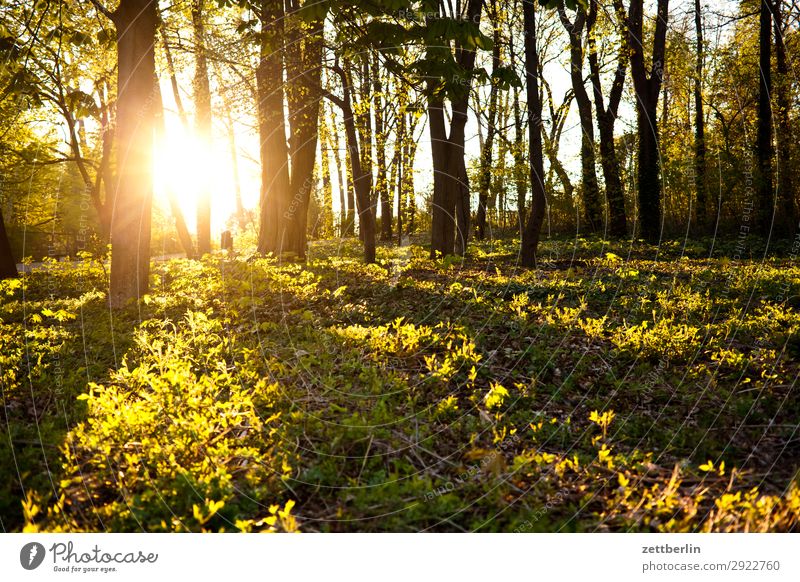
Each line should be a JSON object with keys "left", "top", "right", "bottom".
{"left": 2, "top": 236, "right": 799, "bottom": 532}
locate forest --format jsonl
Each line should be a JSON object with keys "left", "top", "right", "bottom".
{"left": 1, "top": 0, "right": 799, "bottom": 533}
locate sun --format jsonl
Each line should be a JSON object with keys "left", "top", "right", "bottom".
{"left": 153, "top": 126, "right": 208, "bottom": 223}
{"left": 152, "top": 111, "right": 262, "bottom": 237}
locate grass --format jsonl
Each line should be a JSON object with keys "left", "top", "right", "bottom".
{"left": 2, "top": 235, "right": 799, "bottom": 532}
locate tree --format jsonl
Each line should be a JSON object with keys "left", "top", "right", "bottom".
{"left": 692, "top": 0, "right": 708, "bottom": 231}
{"left": 587, "top": 0, "right": 628, "bottom": 237}
{"left": 90, "top": 0, "right": 158, "bottom": 308}
{"left": 284, "top": 5, "right": 324, "bottom": 258}
{"left": 558, "top": 1, "right": 602, "bottom": 232}
{"left": 619, "top": 0, "right": 668, "bottom": 241}
{"left": 520, "top": 0, "right": 547, "bottom": 267}
{"left": 423, "top": 0, "right": 486, "bottom": 258}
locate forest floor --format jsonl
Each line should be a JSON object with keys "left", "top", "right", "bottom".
{"left": 2, "top": 235, "right": 800, "bottom": 532}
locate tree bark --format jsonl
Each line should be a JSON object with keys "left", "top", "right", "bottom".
{"left": 256, "top": 0, "right": 291, "bottom": 255}
{"left": 108, "top": 0, "right": 157, "bottom": 308}
{"left": 521, "top": 0, "right": 547, "bottom": 267}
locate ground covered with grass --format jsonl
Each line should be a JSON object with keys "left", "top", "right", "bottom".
{"left": 2, "top": 236, "right": 800, "bottom": 532}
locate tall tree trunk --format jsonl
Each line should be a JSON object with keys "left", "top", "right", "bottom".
{"left": 428, "top": 96, "right": 452, "bottom": 257}
{"left": 191, "top": 0, "right": 212, "bottom": 255}
{"left": 773, "top": 0, "right": 795, "bottom": 235}
{"left": 587, "top": 0, "right": 628, "bottom": 237}
{"left": 693, "top": 0, "right": 708, "bottom": 231}
{"left": 256, "top": 0, "right": 291, "bottom": 254}
{"left": 0, "top": 207, "right": 17, "bottom": 279}
{"left": 428, "top": 0, "right": 482, "bottom": 258}
{"left": 108, "top": 0, "right": 157, "bottom": 308}
{"left": 521, "top": 0, "right": 547, "bottom": 267}
{"left": 623, "top": 0, "right": 668, "bottom": 241}
{"left": 284, "top": 10, "right": 324, "bottom": 258}
{"left": 756, "top": 0, "right": 773, "bottom": 236}
{"left": 559, "top": 3, "right": 602, "bottom": 232}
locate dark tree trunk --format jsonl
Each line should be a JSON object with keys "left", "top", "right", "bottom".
{"left": 638, "top": 102, "right": 661, "bottom": 240}
{"left": 693, "top": 0, "right": 708, "bottom": 231}
{"left": 192, "top": 0, "right": 212, "bottom": 255}
{"left": 587, "top": 0, "right": 628, "bottom": 237}
{"left": 256, "top": 0, "right": 291, "bottom": 255}
{"left": 521, "top": 0, "right": 547, "bottom": 267}
{"left": 756, "top": 0, "right": 773, "bottom": 235}
{"left": 428, "top": 0, "right": 482, "bottom": 259}
{"left": 108, "top": 0, "right": 157, "bottom": 308}
{"left": 773, "top": 0, "right": 795, "bottom": 235}
{"left": 623, "top": 0, "right": 668, "bottom": 242}
{"left": 0, "top": 207, "right": 18, "bottom": 280}
{"left": 428, "top": 96, "right": 453, "bottom": 257}
{"left": 559, "top": 3, "right": 602, "bottom": 232}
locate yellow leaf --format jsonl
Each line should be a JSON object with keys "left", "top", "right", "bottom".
{"left": 699, "top": 460, "right": 714, "bottom": 472}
